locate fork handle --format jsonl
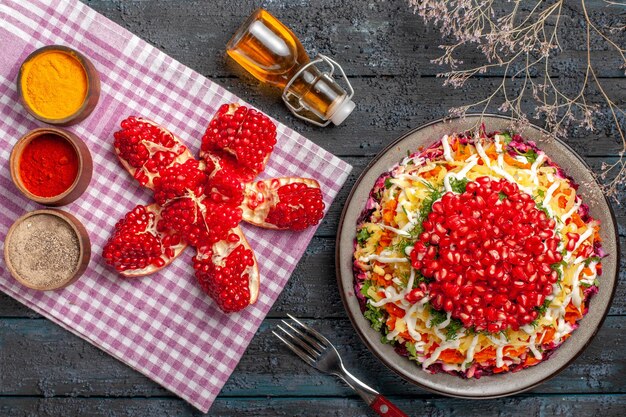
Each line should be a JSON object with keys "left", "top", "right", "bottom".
{"left": 370, "top": 395, "right": 408, "bottom": 417}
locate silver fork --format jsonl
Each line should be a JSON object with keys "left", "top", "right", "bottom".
{"left": 273, "top": 314, "right": 408, "bottom": 417}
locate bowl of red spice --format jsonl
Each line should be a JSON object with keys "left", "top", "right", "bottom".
{"left": 4, "top": 209, "right": 91, "bottom": 291}
{"left": 10, "top": 127, "right": 93, "bottom": 206}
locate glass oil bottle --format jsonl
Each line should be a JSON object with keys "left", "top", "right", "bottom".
{"left": 226, "top": 9, "right": 355, "bottom": 126}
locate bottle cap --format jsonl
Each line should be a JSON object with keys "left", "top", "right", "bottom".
{"left": 329, "top": 97, "right": 355, "bottom": 126}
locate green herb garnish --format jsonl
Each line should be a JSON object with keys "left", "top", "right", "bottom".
{"left": 391, "top": 238, "right": 414, "bottom": 255}
{"left": 364, "top": 303, "right": 384, "bottom": 332}
{"left": 450, "top": 177, "right": 469, "bottom": 193}
{"left": 444, "top": 319, "right": 464, "bottom": 340}
{"left": 406, "top": 342, "right": 419, "bottom": 360}
{"left": 498, "top": 191, "right": 507, "bottom": 201}
{"left": 356, "top": 228, "right": 372, "bottom": 246}
{"left": 584, "top": 256, "right": 602, "bottom": 266}
{"left": 428, "top": 306, "right": 448, "bottom": 327}
{"left": 384, "top": 178, "right": 393, "bottom": 189}
{"left": 536, "top": 298, "right": 552, "bottom": 316}
{"left": 515, "top": 148, "right": 539, "bottom": 164}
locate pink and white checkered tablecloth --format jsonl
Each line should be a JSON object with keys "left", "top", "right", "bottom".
{"left": 0, "top": 0, "right": 352, "bottom": 412}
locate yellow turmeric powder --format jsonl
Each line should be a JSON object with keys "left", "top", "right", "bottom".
{"left": 21, "top": 50, "right": 88, "bottom": 119}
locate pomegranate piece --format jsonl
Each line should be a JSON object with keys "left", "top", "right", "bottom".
{"left": 103, "top": 204, "right": 186, "bottom": 277}
{"left": 193, "top": 227, "right": 260, "bottom": 312}
{"left": 410, "top": 177, "right": 561, "bottom": 333}
{"left": 203, "top": 151, "right": 246, "bottom": 206}
{"left": 201, "top": 104, "right": 277, "bottom": 181}
{"left": 114, "top": 116, "right": 193, "bottom": 189}
{"left": 241, "top": 178, "right": 325, "bottom": 230}
{"left": 152, "top": 159, "right": 207, "bottom": 205}
{"left": 157, "top": 195, "right": 243, "bottom": 249}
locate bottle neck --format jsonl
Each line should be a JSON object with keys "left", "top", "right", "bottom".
{"left": 284, "top": 62, "right": 352, "bottom": 125}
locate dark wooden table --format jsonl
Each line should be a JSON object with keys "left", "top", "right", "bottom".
{"left": 1, "top": 1, "right": 624, "bottom": 416}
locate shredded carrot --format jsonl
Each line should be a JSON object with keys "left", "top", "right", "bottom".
{"left": 385, "top": 303, "right": 406, "bottom": 318}
{"left": 571, "top": 213, "right": 585, "bottom": 228}
{"left": 372, "top": 272, "right": 387, "bottom": 286}
{"left": 493, "top": 364, "right": 510, "bottom": 374}
{"left": 473, "top": 347, "right": 496, "bottom": 363}
{"left": 456, "top": 144, "right": 471, "bottom": 159}
{"left": 399, "top": 331, "right": 415, "bottom": 342}
{"left": 422, "top": 165, "right": 442, "bottom": 179}
{"left": 582, "top": 267, "right": 593, "bottom": 276}
{"left": 565, "top": 302, "right": 583, "bottom": 325}
{"left": 503, "top": 153, "right": 531, "bottom": 169}
{"left": 386, "top": 316, "right": 396, "bottom": 331}
{"left": 558, "top": 195, "right": 568, "bottom": 209}
{"left": 382, "top": 200, "right": 398, "bottom": 224}
{"left": 542, "top": 328, "right": 556, "bottom": 345}
{"left": 524, "top": 355, "right": 541, "bottom": 366}
{"left": 439, "top": 349, "right": 465, "bottom": 364}
{"left": 593, "top": 225, "right": 602, "bottom": 242}
{"left": 503, "top": 345, "right": 527, "bottom": 358}
{"left": 485, "top": 144, "right": 498, "bottom": 160}
{"left": 376, "top": 232, "right": 392, "bottom": 254}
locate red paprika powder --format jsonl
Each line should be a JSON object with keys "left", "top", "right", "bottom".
{"left": 19, "top": 133, "right": 79, "bottom": 197}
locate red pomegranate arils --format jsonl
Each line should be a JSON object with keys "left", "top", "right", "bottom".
{"left": 153, "top": 159, "right": 207, "bottom": 205}
{"left": 105, "top": 105, "right": 324, "bottom": 314}
{"left": 203, "top": 152, "right": 246, "bottom": 206}
{"left": 114, "top": 117, "right": 193, "bottom": 189}
{"left": 103, "top": 204, "right": 186, "bottom": 277}
{"left": 410, "top": 177, "right": 561, "bottom": 333}
{"left": 193, "top": 227, "right": 260, "bottom": 312}
{"left": 241, "top": 178, "right": 325, "bottom": 230}
{"left": 200, "top": 103, "right": 277, "bottom": 181}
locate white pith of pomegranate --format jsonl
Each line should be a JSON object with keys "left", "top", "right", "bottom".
{"left": 194, "top": 227, "right": 260, "bottom": 312}
{"left": 241, "top": 178, "right": 326, "bottom": 231}
{"left": 200, "top": 103, "right": 277, "bottom": 182}
{"left": 113, "top": 117, "right": 193, "bottom": 189}
{"left": 409, "top": 176, "right": 562, "bottom": 333}
{"left": 102, "top": 204, "right": 187, "bottom": 277}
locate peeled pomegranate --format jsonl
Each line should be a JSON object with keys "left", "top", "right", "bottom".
{"left": 241, "top": 177, "right": 325, "bottom": 230}
{"left": 200, "top": 103, "right": 277, "bottom": 182}
{"left": 194, "top": 227, "right": 260, "bottom": 313}
{"left": 103, "top": 105, "right": 325, "bottom": 313}
{"left": 102, "top": 204, "right": 186, "bottom": 277}
{"left": 113, "top": 116, "right": 193, "bottom": 189}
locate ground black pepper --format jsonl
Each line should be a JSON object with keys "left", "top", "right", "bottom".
{"left": 7, "top": 213, "right": 80, "bottom": 288}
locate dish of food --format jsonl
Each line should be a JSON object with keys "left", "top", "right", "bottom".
{"left": 336, "top": 115, "right": 618, "bottom": 398}
{"left": 354, "top": 128, "right": 603, "bottom": 378}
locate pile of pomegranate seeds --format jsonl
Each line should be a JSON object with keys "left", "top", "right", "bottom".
{"left": 410, "top": 176, "right": 562, "bottom": 333}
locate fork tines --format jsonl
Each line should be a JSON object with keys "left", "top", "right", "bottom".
{"left": 272, "top": 314, "right": 330, "bottom": 366}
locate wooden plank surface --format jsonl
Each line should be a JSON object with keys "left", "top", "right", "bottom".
{"left": 1, "top": 0, "right": 624, "bottom": 415}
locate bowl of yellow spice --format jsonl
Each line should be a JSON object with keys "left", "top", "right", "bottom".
{"left": 17, "top": 45, "right": 100, "bottom": 126}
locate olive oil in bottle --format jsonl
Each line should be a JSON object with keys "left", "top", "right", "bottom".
{"left": 227, "top": 9, "right": 355, "bottom": 126}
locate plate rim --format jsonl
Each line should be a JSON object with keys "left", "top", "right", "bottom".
{"left": 335, "top": 114, "right": 620, "bottom": 399}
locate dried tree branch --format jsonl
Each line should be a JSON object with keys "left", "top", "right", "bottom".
{"left": 409, "top": 0, "right": 626, "bottom": 200}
